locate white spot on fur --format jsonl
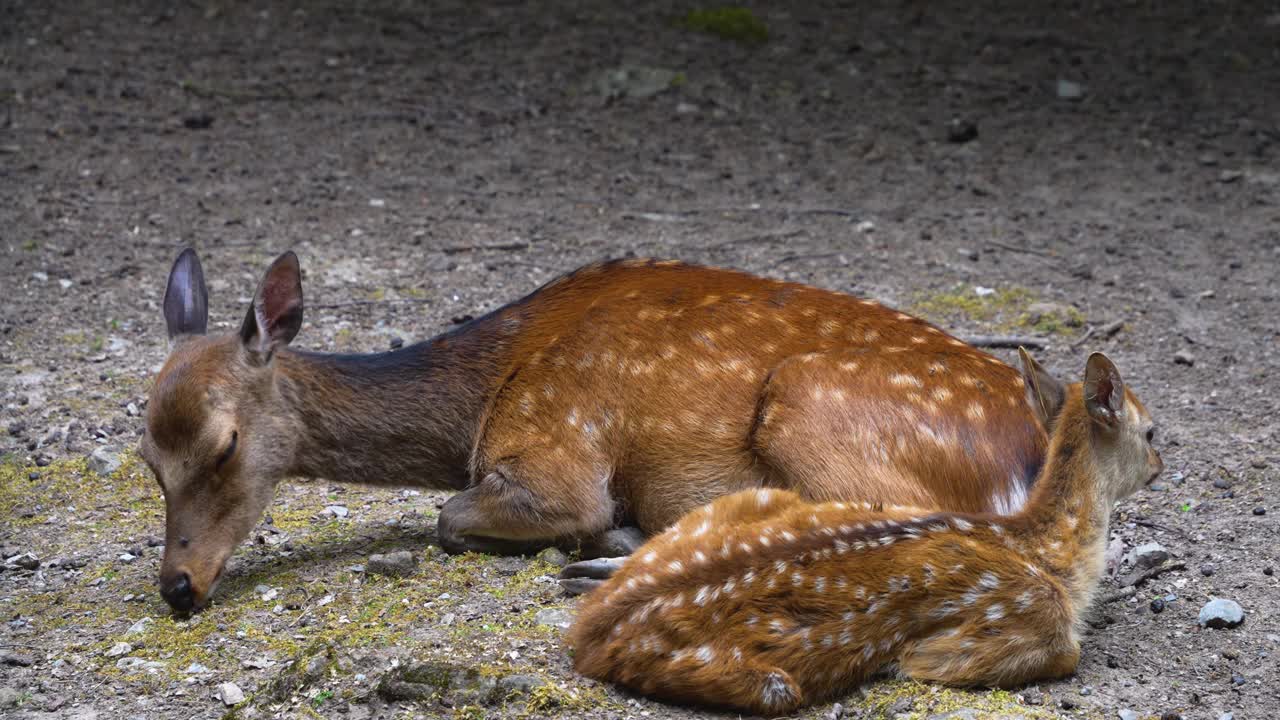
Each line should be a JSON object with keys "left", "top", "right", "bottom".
{"left": 978, "top": 572, "right": 1000, "bottom": 590}
{"left": 667, "top": 560, "right": 684, "bottom": 573}
{"left": 951, "top": 517, "right": 974, "bottom": 532}
{"left": 986, "top": 603, "right": 1006, "bottom": 621}
{"left": 890, "top": 373, "right": 924, "bottom": 388}
{"left": 695, "top": 645, "right": 715, "bottom": 663}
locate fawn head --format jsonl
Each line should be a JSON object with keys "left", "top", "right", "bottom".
{"left": 1019, "top": 349, "right": 1162, "bottom": 504}
{"left": 141, "top": 249, "right": 305, "bottom": 612}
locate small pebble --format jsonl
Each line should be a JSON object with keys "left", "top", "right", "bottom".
{"left": 1252, "top": 506, "right": 1266, "bottom": 516}
{"left": 389, "top": 336, "right": 404, "bottom": 349}
{"left": 1118, "top": 709, "right": 1139, "bottom": 720}
{"left": 216, "top": 682, "right": 245, "bottom": 706}
{"left": 1172, "top": 350, "right": 1195, "bottom": 366}
{"left": 946, "top": 118, "right": 978, "bottom": 143}
{"left": 1212, "top": 477, "right": 1232, "bottom": 490}
{"left": 1150, "top": 598, "right": 1166, "bottom": 613}
{"left": 1264, "top": 567, "right": 1274, "bottom": 576}
{"left": 1200, "top": 563, "right": 1216, "bottom": 577}
{"left": 1198, "top": 598, "right": 1245, "bottom": 629}
{"left": 1230, "top": 673, "right": 1245, "bottom": 686}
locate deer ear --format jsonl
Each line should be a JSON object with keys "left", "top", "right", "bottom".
{"left": 1083, "top": 352, "right": 1126, "bottom": 429}
{"left": 240, "top": 251, "right": 304, "bottom": 363}
{"left": 1018, "top": 347, "right": 1066, "bottom": 432}
{"left": 163, "top": 248, "right": 209, "bottom": 340}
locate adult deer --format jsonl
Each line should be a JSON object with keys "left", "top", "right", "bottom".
{"left": 142, "top": 249, "right": 1055, "bottom": 611}
{"left": 569, "top": 351, "right": 1161, "bottom": 715}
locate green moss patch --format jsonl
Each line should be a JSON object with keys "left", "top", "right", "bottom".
{"left": 681, "top": 7, "right": 769, "bottom": 45}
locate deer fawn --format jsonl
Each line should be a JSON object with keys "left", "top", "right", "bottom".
{"left": 143, "top": 249, "right": 1053, "bottom": 611}
{"left": 568, "top": 351, "right": 1162, "bottom": 715}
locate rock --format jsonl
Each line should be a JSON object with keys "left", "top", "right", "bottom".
{"left": 0, "top": 651, "right": 34, "bottom": 667}
{"left": 1219, "top": 170, "right": 1244, "bottom": 183}
{"left": 946, "top": 118, "right": 978, "bottom": 143}
{"left": 366, "top": 550, "right": 417, "bottom": 578}
{"left": 0, "top": 687, "right": 21, "bottom": 709}
{"left": 87, "top": 447, "right": 123, "bottom": 476}
{"left": 1023, "top": 688, "right": 1044, "bottom": 705}
{"left": 1118, "top": 711, "right": 1139, "bottom": 720}
{"left": 184, "top": 662, "right": 209, "bottom": 674}
{"left": 1251, "top": 457, "right": 1269, "bottom": 469}
{"left": 216, "top": 682, "right": 245, "bottom": 706}
{"left": 1253, "top": 506, "right": 1266, "bottom": 516}
{"left": 828, "top": 702, "right": 845, "bottom": 719}
{"left": 588, "top": 65, "right": 682, "bottom": 102}
{"left": 1212, "top": 477, "right": 1232, "bottom": 490}
{"left": 126, "top": 617, "right": 153, "bottom": 635}
{"left": 1056, "top": 79, "right": 1084, "bottom": 100}
{"left": 535, "top": 547, "right": 569, "bottom": 568}
{"left": 321, "top": 505, "right": 349, "bottom": 518}
{"left": 378, "top": 661, "right": 534, "bottom": 706}
{"left": 10, "top": 552, "right": 39, "bottom": 570}
{"left": 495, "top": 674, "right": 545, "bottom": 697}
{"left": 115, "top": 657, "right": 164, "bottom": 672}
{"left": 534, "top": 607, "right": 575, "bottom": 630}
{"left": 1173, "top": 350, "right": 1195, "bottom": 366}
{"left": 1198, "top": 598, "right": 1245, "bottom": 629}
{"left": 1132, "top": 542, "right": 1169, "bottom": 569}
{"left": 888, "top": 697, "right": 915, "bottom": 716}
{"left": 105, "top": 642, "right": 132, "bottom": 658}
{"left": 1149, "top": 598, "right": 1165, "bottom": 613}
{"left": 1200, "top": 563, "right": 1216, "bottom": 577}
{"left": 388, "top": 336, "right": 404, "bottom": 349}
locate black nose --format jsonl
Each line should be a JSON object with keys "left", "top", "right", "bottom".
{"left": 160, "top": 573, "right": 194, "bottom": 612}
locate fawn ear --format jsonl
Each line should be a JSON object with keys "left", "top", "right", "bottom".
{"left": 1083, "top": 352, "right": 1126, "bottom": 429}
{"left": 1018, "top": 347, "right": 1066, "bottom": 432}
{"left": 240, "top": 251, "right": 304, "bottom": 363}
{"left": 163, "top": 248, "right": 209, "bottom": 341}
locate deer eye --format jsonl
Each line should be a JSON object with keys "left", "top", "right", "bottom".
{"left": 215, "top": 431, "right": 238, "bottom": 470}
{"left": 1145, "top": 427, "right": 1156, "bottom": 443}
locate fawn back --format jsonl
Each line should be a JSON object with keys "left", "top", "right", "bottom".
{"left": 568, "top": 351, "right": 1161, "bottom": 715}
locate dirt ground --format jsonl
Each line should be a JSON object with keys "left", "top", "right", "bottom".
{"left": 2, "top": 1, "right": 1278, "bottom": 719}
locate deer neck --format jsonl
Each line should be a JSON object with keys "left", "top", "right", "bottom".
{"left": 1013, "top": 394, "right": 1111, "bottom": 613}
{"left": 274, "top": 327, "right": 509, "bottom": 491}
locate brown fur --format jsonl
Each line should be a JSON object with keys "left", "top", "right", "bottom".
{"left": 145, "top": 253, "right": 1049, "bottom": 609}
{"left": 568, "top": 353, "right": 1162, "bottom": 715}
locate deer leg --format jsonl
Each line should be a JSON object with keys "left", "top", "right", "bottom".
{"left": 437, "top": 448, "right": 616, "bottom": 556}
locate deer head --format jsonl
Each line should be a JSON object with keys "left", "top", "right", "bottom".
{"left": 141, "top": 249, "right": 305, "bottom": 611}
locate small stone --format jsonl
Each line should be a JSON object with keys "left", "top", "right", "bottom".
{"left": 125, "top": 402, "right": 140, "bottom": 417}
{"left": 1118, "top": 710, "right": 1139, "bottom": 720}
{"left": 1023, "top": 687, "right": 1044, "bottom": 705}
{"left": 126, "top": 617, "right": 153, "bottom": 635}
{"left": 217, "top": 682, "right": 245, "bottom": 706}
{"left": 438, "top": 613, "right": 456, "bottom": 626}
{"left": 1219, "top": 170, "right": 1244, "bottom": 183}
{"left": 1056, "top": 79, "right": 1084, "bottom": 100}
{"left": 1132, "top": 542, "right": 1169, "bottom": 569}
{"left": 322, "top": 505, "right": 349, "bottom": 518}
{"left": 854, "top": 220, "right": 876, "bottom": 234}
{"left": 10, "top": 552, "right": 39, "bottom": 570}
{"left": 535, "top": 547, "right": 569, "bottom": 568}
{"left": 1264, "top": 567, "right": 1274, "bottom": 576}
{"left": 118, "top": 553, "right": 137, "bottom": 563}
{"left": 1080, "top": 685, "right": 1093, "bottom": 696}
{"left": 1252, "top": 506, "right": 1266, "bottom": 516}
{"left": 887, "top": 697, "right": 915, "bottom": 716}
{"left": 388, "top": 336, "right": 404, "bottom": 349}
{"left": 1198, "top": 598, "right": 1245, "bottom": 629}
{"left": 105, "top": 642, "right": 132, "bottom": 658}
{"left": 946, "top": 118, "right": 978, "bottom": 143}
{"left": 1150, "top": 598, "right": 1166, "bottom": 613}
{"left": 87, "top": 447, "right": 123, "bottom": 476}
{"left": 0, "top": 651, "right": 34, "bottom": 667}
{"left": 1212, "top": 477, "right": 1232, "bottom": 490}
{"left": 534, "top": 607, "right": 574, "bottom": 630}
{"left": 184, "top": 662, "right": 209, "bottom": 674}
{"left": 1172, "top": 350, "right": 1195, "bottom": 366}
{"left": 1200, "top": 563, "right": 1216, "bottom": 577}
{"left": 495, "top": 674, "right": 544, "bottom": 696}
{"left": 1230, "top": 673, "right": 1245, "bottom": 686}
{"left": 828, "top": 702, "right": 845, "bottom": 719}
{"left": 366, "top": 550, "right": 417, "bottom": 578}
{"left": 1250, "top": 458, "right": 1269, "bottom": 469}
{"left": 1219, "top": 714, "right": 1234, "bottom": 720}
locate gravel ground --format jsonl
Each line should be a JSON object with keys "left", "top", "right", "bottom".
{"left": 1, "top": 1, "right": 1277, "bottom": 719}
